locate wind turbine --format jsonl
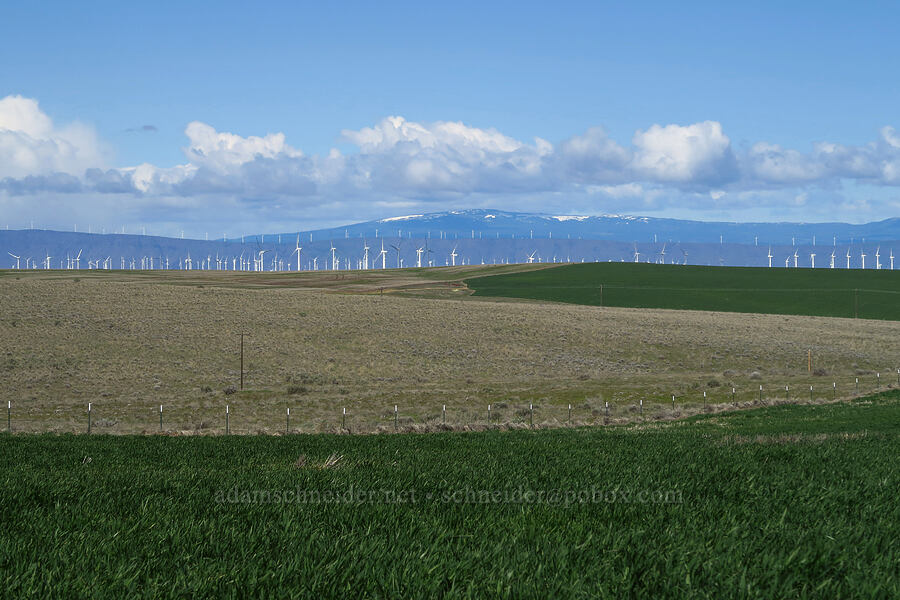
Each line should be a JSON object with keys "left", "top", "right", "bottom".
{"left": 450, "top": 246, "right": 458, "bottom": 267}
{"left": 75, "top": 249, "right": 82, "bottom": 270}
{"left": 44, "top": 252, "right": 52, "bottom": 270}
{"left": 846, "top": 247, "right": 851, "bottom": 269}
{"left": 793, "top": 248, "right": 799, "bottom": 268}
{"left": 860, "top": 248, "right": 866, "bottom": 270}
{"left": 875, "top": 247, "right": 882, "bottom": 270}
{"left": 658, "top": 243, "right": 666, "bottom": 264}
{"left": 891, "top": 249, "right": 895, "bottom": 271}
{"left": 416, "top": 246, "right": 424, "bottom": 268}
{"left": 379, "top": 240, "right": 388, "bottom": 269}
{"left": 329, "top": 242, "right": 337, "bottom": 271}
{"left": 767, "top": 246, "right": 773, "bottom": 268}
{"left": 681, "top": 248, "right": 688, "bottom": 265}
{"left": 829, "top": 249, "right": 835, "bottom": 269}
{"left": 390, "top": 241, "right": 402, "bottom": 268}
{"left": 633, "top": 243, "right": 640, "bottom": 263}
{"left": 527, "top": 250, "right": 537, "bottom": 264}
{"left": 785, "top": 256, "right": 790, "bottom": 268}
{"left": 809, "top": 252, "right": 815, "bottom": 269}
{"left": 258, "top": 249, "right": 267, "bottom": 272}
{"left": 362, "top": 240, "right": 370, "bottom": 270}
{"left": 293, "top": 235, "right": 302, "bottom": 271}
{"left": 7, "top": 252, "right": 20, "bottom": 269}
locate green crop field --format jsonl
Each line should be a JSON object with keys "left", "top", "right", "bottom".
{"left": 2, "top": 392, "right": 898, "bottom": 598}
{"left": 467, "top": 262, "right": 900, "bottom": 320}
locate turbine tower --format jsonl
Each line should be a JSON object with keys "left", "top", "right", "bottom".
{"left": 416, "top": 246, "right": 424, "bottom": 268}
{"left": 363, "top": 240, "right": 370, "bottom": 270}
{"left": 450, "top": 246, "right": 458, "bottom": 267}
{"left": 875, "top": 247, "right": 882, "bottom": 270}
{"left": 7, "top": 252, "right": 20, "bottom": 269}
{"left": 633, "top": 243, "right": 640, "bottom": 263}
{"left": 891, "top": 249, "right": 895, "bottom": 271}
{"left": 257, "top": 249, "right": 267, "bottom": 272}
{"left": 810, "top": 252, "right": 815, "bottom": 269}
{"left": 846, "top": 247, "right": 851, "bottom": 269}
{"left": 767, "top": 246, "right": 773, "bottom": 268}
{"left": 390, "top": 241, "right": 402, "bottom": 268}
{"left": 293, "top": 235, "right": 302, "bottom": 272}
{"left": 330, "top": 242, "right": 337, "bottom": 271}
{"left": 829, "top": 249, "right": 835, "bottom": 269}
{"left": 860, "top": 248, "right": 866, "bottom": 270}
{"left": 379, "top": 240, "right": 388, "bottom": 269}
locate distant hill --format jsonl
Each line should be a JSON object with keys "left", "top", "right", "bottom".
{"left": 268, "top": 208, "right": 900, "bottom": 246}
{"left": 2, "top": 209, "right": 900, "bottom": 271}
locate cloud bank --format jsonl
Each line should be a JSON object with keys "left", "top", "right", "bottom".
{"left": 2, "top": 94, "right": 900, "bottom": 230}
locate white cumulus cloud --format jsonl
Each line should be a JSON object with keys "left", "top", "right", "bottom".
{"left": 631, "top": 121, "right": 738, "bottom": 185}
{"left": 339, "top": 116, "right": 553, "bottom": 195}
{"left": 183, "top": 121, "right": 303, "bottom": 173}
{"left": 0, "top": 95, "right": 105, "bottom": 179}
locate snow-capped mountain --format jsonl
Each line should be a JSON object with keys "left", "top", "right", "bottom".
{"left": 275, "top": 209, "right": 900, "bottom": 246}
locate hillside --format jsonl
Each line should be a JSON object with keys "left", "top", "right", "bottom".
{"left": 467, "top": 262, "right": 900, "bottom": 320}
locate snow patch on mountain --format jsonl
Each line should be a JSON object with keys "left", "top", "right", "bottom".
{"left": 380, "top": 214, "right": 424, "bottom": 222}
{"left": 550, "top": 215, "right": 590, "bottom": 222}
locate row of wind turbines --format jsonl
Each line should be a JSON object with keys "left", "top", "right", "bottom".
{"left": 4, "top": 238, "right": 468, "bottom": 272}
{"left": 765, "top": 246, "right": 895, "bottom": 270}
{"left": 5, "top": 237, "right": 898, "bottom": 271}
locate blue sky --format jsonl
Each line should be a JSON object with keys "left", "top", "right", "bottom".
{"left": 2, "top": 1, "right": 899, "bottom": 235}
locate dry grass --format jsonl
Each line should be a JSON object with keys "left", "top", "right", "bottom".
{"left": 718, "top": 431, "right": 873, "bottom": 445}
{"left": 2, "top": 269, "right": 898, "bottom": 434}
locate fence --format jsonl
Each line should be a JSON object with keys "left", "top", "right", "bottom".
{"left": 3, "top": 372, "right": 896, "bottom": 436}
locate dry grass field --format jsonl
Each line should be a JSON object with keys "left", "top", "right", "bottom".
{"left": 2, "top": 266, "right": 898, "bottom": 434}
